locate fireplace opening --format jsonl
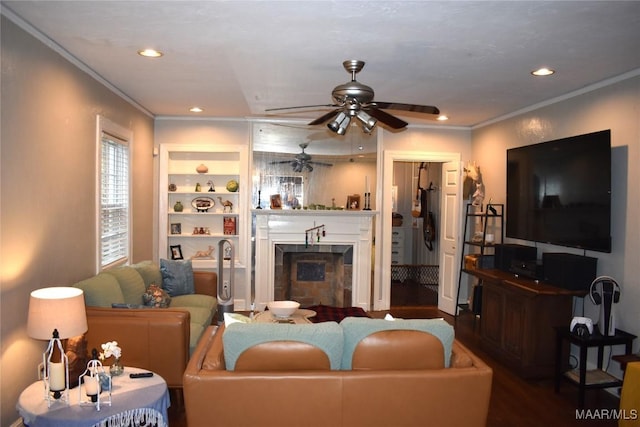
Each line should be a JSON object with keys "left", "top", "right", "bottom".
{"left": 274, "top": 244, "right": 353, "bottom": 307}
{"left": 297, "top": 262, "right": 326, "bottom": 281}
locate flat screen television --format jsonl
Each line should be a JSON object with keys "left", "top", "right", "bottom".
{"left": 506, "top": 129, "right": 611, "bottom": 253}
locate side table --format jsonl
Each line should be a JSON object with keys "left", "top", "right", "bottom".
{"left": 555, "top": 327, "right": 637, "bottom": 408}
{"left": 17, "top": 367, "right": 170, "bottom": 427}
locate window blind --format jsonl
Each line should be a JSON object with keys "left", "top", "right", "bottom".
{"left": 100, "top": 131, "right": 129, "bottom": 268}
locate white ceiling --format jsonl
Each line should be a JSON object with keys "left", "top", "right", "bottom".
{"left": 3, "top": 1, "right": 640, "bottom": 130}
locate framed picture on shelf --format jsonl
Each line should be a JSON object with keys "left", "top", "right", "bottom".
{"left": 223, "top": 216, "right": 237, "bottom": 235}
{"left": 170, "top": 223, "right": 182, "bottom": 235}
{"left": 270, "top": 194, "right": 282, "bottom": 209}
{"left": 347, "top": 194, "right": 361, "bottom": 210}
{"left": 170, "top": 245, "right": 183, "bottom": 260}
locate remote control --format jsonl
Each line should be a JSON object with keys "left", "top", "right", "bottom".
{"left": 129, "top": 372, "right": 154, "bottom": 378}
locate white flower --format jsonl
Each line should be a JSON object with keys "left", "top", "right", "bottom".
{"left": 99, "top": 341, "right": 122, "bottom": 360}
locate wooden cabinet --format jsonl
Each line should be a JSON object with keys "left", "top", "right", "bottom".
{"left": 473, "top": 269, "right": 582, "bottom": 378}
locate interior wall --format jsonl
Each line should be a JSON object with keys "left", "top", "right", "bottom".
{"left": 472, "top": 75, "right": 640, "bottom": 370}
{"left": 0, "top": 16, "right": 154, "bottom": 426}
{"left": 375, "top": 126, "right": 472, "bottom": 310}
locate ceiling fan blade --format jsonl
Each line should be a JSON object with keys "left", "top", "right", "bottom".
{"left": 366, "top": 108, "right": 408, "bottom": 129}
{"left": 266, "top": 104, "right": 337, "bottom": 112}
{"left": 269, "top": 160, "right": 296, "bottom": 165}
{"left": 373, "top": 102, "right": 440, "bottom": 115}
{"left": 308, "top": 109, "right": 342, "bottom": 126}
{"left": 309, "top": 161, "right": 333, "bottom": 167}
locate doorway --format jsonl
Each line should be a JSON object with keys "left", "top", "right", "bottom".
{"left": 390, "top": 161, "right": 442, "bottom": 307}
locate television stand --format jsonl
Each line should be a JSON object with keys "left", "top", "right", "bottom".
{"left": 469, "top": 268, "right": 584, "bottom": 378}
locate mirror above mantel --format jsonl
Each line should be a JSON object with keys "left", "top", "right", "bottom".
{"left": 251, "top": 121, "right": 377, "bottom": 210}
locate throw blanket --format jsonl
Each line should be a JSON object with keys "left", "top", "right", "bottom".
{"left": 340, "top": 317, "right": 454, "bottom": 369}
{"left": 223, "top": 321, "right": 344, "bottom": 370}
{"left": 304, "top": 304, "right": 370, "bottom": 323}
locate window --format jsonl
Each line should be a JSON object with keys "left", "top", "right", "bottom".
{"left": 97, "top": 116, "right": 132, "bottom": 271}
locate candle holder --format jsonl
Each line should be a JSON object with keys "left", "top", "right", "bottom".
{"left": 363, "top": 193, "right": 372, "bottom": 210}
{"left": 79, "top": 350, "right": 111, "bottom": 411}
{"left": 256, "top": 190, "right": 262, "bottom": 209}
{"left": 42, "top": 329, "right": 70, "bottom": 407}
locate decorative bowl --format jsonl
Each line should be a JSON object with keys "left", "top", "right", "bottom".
{"left": 267, "top": 300, "right": 300, "bottom": 318}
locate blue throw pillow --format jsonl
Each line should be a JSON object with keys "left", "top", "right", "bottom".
{"left": 160, "top": 259, "right": 195, "bottom": 297}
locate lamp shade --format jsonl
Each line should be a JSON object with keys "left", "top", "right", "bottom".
{"left": 27, "top": 287, "right": 88, "bottom": 340}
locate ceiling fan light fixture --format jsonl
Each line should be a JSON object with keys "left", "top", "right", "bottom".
{"left": 356, "top": 110, "right": 377, "bottom": 133}
{"left": 328, "top": 112, "right": 351, "bottom": 135}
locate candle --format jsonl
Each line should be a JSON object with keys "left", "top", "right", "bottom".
{"left": 84, "top": 377, "right": 99, "bottom": 396}
{"left": 49, "top": 362, "right": 65, "bottom": 391}
{"left": 365, "top": 176, "right": 369, "bottom": 193}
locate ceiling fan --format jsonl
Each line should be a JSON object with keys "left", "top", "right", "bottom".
{"left": 266, "top": 60, "right": 440, "bottom": 135}
{"left": 270, "top": 143, "right": 333, "bottom": 172}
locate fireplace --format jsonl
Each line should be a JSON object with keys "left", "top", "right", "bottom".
{"left": 253, "top": 210, "right": 375, "bottom": 310}
{"left": 274, "top": 244, "right": 353, "bottom": 307}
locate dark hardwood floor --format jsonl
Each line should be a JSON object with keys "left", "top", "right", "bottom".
{"left": 168, "top": 306, "right": 620, "bottom": 427}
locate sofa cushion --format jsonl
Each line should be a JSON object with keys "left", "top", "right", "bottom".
{"left": 160, "top": 259, "right": 195, "bottom": 296}
{"left": 171, "top": 294, "right": 217, "bottom": 311}
{"left": 351, "top": 329, "right": 446, "bottom": 370}
{"left": 189, "top": 322, "right": 206, "bottom": 355}
{"left": 131, "top": 260, "right": 163, "bottom": 288}
{"left": 105, "top": 266, "right": 146, "bottom": 305}
{"left": 142, "top": 284, "right": 172, "bottom": 308}
{"left": 74, "top": 273, "right": 125, "bottom": 307}
{"left": 180, "top": 306, "right": 215, "bottom": 329}
{"left": 340, "top": 317, "right": 454, "bottom": 369}
{"left": 222, "top": 322, "right": 344, "bottom": 371}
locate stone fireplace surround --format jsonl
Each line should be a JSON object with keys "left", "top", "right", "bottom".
{"left": 253, "top": 210, "right": 375, "bottom": 311}
{"left": 274, "top": 244, "right": 353, "bottom": 307}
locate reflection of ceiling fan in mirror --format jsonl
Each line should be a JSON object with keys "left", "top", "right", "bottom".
{"left": 270, "top": 143, "right": 333, "bottom": 172}
{"left": 266, "top": 60, "right": 440, "bottom": 135}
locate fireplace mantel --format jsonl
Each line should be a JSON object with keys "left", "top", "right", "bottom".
{"left": 253, "top": 210, "right": 378, "bottom": 310}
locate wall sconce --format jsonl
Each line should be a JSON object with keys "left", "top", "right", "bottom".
{"left": 27, "top": 287, "right": 88, "bottom": 407}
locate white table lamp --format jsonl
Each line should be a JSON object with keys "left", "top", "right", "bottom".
{"left": 27, "top": 287, "right": 87, "bottom": 406}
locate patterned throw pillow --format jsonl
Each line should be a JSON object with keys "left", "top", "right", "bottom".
{"left": 160, "top": 259, "right": 195, "bottom": 297}
{"left": 142, "top": 284, "right": 171, "bottom": 308}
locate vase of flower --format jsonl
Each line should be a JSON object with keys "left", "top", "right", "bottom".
{"left": 109, "top": 357, "right": 124, "bottom": 376}
{"left": 100, "top": 340, "right": 123, "bottom": 377}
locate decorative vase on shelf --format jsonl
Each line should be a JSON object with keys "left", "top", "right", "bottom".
{"left": 109, "top": 358, "right": 124, "bottom": 376}
{"left": 196, "top": 164, "right": 208, "bottom": 174}
{"left": 173, "top": 201, "right": 184, "bottom": 212}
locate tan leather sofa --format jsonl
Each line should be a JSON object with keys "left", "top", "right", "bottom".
{"left": 184, "top": 321, "right": 493, "bottom": 427}
{"left": 73, "top": 262, "right": 217, "bottom": 388}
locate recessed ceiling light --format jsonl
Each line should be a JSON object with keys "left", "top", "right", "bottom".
{"left": 137, "top": 48, "right": 163, "bottom": 58}
{"left": 189, "top": 107, "right": 204, "bottom": 113}
{"left": 437, "top": 115, "right": 449, "bottom": 121}
{"left": 531, "top": 67, "right": 555, "bottom": 76}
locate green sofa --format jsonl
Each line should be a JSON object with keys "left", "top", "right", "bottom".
{"left": 73, "top": 261, "right": 217, "bottom": 388}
